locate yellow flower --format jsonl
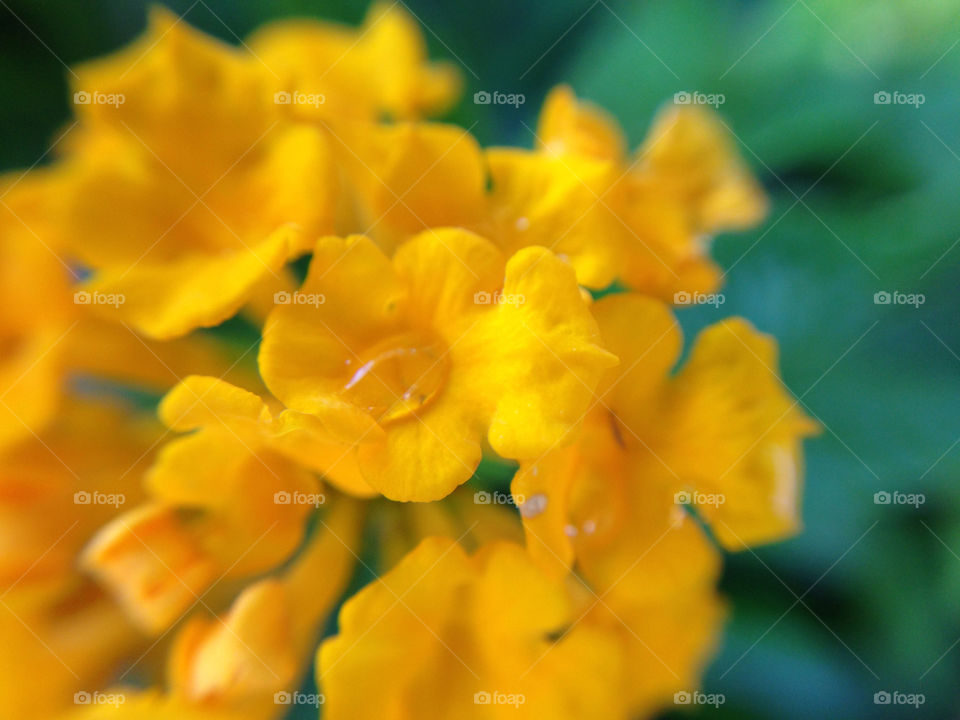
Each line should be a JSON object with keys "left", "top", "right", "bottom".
{"left": 167, "top": 498, "right": 362, "bottom": 713}
{"left": 333, "top": 122, "right": 486, "bottom": 253}
{"left": 249, "top": 2, "right": 460, "bottom": 122}
{"left": 56, "top": 8, "right": 337, "bottom": 339}
{"left": 157, "top": 375, "right": 378, "bottom": 498}
{"left": 505, "top": 296, "right": 811, "bottom": 718}
{"left": 64, "top": 499, "right": 362, "bottom": 720}
{"left": 320, "top": 537, "right": 624, "bottom": 720}
{"left": 513, "top": 292, "right": 818, "bottom": 582}
{"left": 82, "top": 375, "right": 373, "bottom": 634}
{"left": 0, "top": 5, "right": 818, "bottom": 718}
{"left": 0, "top": 169, "right": 266, "bottom": 452}
{"left": 505, "top": 290, "right": 815, "bottom": 716}
{"left": 81, "top": 438, "right": 320, "bottom": 634}
{"left": 484, "top": 147, "right": 622, "bottom": 289}
{"left": 577, "top": 579, "right": 726, "bottom": 717}
{"left": 258, "top": 229, "right": 617, "bottom": 501}
{"left": 486, "top": 86, "right": 768, "bottom": 296}
{"left": 0, "top": 175, "right": 72, "bottom": 449}
{"left": 0, "top": 399, "right": 157, "bottom": 719}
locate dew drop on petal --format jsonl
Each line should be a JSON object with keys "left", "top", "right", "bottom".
{"left": 519, "top": 492, "right": 548, "bottom": 518}
{"left": 340, "top": 332, "right": 449, "bottom": 424}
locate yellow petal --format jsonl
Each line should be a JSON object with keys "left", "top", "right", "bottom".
{"left": 0, "top": 178, "right": 73, "bottom": 449}
{"left": 269, "top": 411, "right": 378, "bottom": 497}
{"left": 336, "top": 123, "right": 485, "bottom": 251}
{"left": 484, "top": 148, "right": 622, "bottom": 289}
{"left": 61, "top": 12, "right": 337, "bottom": 338}
{"left": 83, "top": 226, "right": 311, "bottom": 340}
{"left": 635, "top": 104, "right": 768, "bottom": 234}
{"left": 63, "top": 691, "right": 237, "bottom": 720}
{"left": 70, "top": 6, "right": 276, "bottom": 179}
{"left": 81, "top": 504, "right": 218, "bottom": 635}
{"left": 585, "top": 584, "right": 725, "bottom": 716}
{"left": 361, "top": 2, "right": 461, "bottom": 118}
{"left": 260, "top": 235, "right": 403, "bottom": 416}
{"left": 170, "top": 581, "right": 298, "bottom": 702}
{"left": 0, "top": 600, "right": 139, "bottom": 720}
{"left": 536, "top": 85, "right": 627, "bottom": 162}
{"left": 319, "top": 538, "right": 620, "bottom": 720}
{"left": 159, "top": 375, "right": 267, "bottom": 432}
{"left": 664, "top": 318, "right": 818, "bottom": 548}
{"left": 158, "top": 376, "right": 377, "bottom": 497}
{"left": 393, "top": 227, "right": 505, "bottom": 329}
{"left": 616, "top": 177, "right": 723, "bottom": 299}
{"left": 249, "top": 2, "right": 460, "bottom": 122}
{"left": 168, "top": 499, "right": 362, "bottom": 711}
{"left": 476, "top": 247, "right": 618, "bottom": 459}
{"left": 355, "top": 390, "right": 481, "bottom": 501}
{"left": 146, "top": 429, "right": 317, "bottom": 576}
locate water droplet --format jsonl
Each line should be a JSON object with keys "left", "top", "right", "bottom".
{"left": 515, "top": 216, "right": 530, "bottom": 231}
{"left": 340, "top": 332, "right": 449, "bottom": 424}
{"left": 519, "top": 493, "right": 547, "bottom": 518}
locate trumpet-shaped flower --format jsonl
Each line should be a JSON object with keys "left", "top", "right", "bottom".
{"left": 258, "top": 229, "right": 617, "bottom": 501}
{"left": 249, "top": 2, "right": 460, "bottom": 122}
{"left": 82, "top": 412, "right": 323, "bottom": 633}
{"left": 486, "top": 86, "right": 768, "bottom": 296}
{"left": 56, "top": 8, "right": 337, "bottom": 339}
{"left": 320, "top": 538, "right": 624, "bottom": 719}
{"left": 513, "top": 293, "right": 818, "bottom": 584}
{"left": 0, "top": 399, "right": 159, "bottom": 719}
{"left": 65, "top": 500, "right": 362, "bottom": 720}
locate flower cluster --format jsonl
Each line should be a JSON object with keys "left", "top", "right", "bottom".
{"left": 0, "top": 4, "right": 815, "bottom": 720}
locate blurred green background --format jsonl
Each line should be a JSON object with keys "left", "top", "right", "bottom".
{"left": 2, "top": 0, "right": 957, "bottom": 717}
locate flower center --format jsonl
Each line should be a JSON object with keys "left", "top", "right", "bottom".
{"left": 340, "top": 332, "right": 449, "bottom": 424}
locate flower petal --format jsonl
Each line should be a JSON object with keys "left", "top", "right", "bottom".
{"left": 664, "top": 318, "right": 818, "bottom": 548}
{"left": 475, "top": 247, "right": 618, "bottom": 459}
{"left": 83, "top": 225, "right": 311, "bottom": 340}
{"left": 484, "top": 149, "right": 622, "bottom": 289}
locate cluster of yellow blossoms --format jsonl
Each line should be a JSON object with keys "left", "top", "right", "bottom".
{"left": 0, "top": 4, "right": 817, "bottom": 719}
